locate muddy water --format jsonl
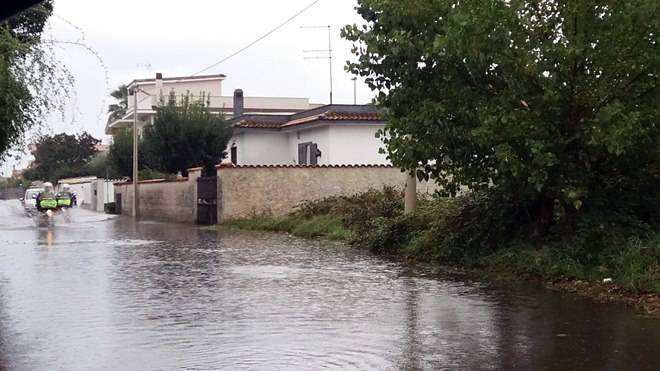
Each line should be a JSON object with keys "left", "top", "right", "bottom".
{"left": 0, "top": 200, "right": 659, "bottom": 370}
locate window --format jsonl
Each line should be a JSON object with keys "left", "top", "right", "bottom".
{"left": 230, "top": 145, "right": 237, "bottom": 165}
{"left": 298, "top": 142, "right": 321, "bottom": 165}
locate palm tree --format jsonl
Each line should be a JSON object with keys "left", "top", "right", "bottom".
{"left": 108, "top": 84, "right": 128, "bottom": 121}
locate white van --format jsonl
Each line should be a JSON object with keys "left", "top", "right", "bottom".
{"left": 22, "top": 188, "right": 44, "bottom": 211}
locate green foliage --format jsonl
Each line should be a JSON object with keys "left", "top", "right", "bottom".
{"left": 343, "top": 0, "right": 660, "bottom": 220}
{"left": 139, "top": 168, "right": 177, "bottom": 181}
{"left": 24, "top": 132, "right": 100, "bottom": 182}
{"left": 107, "top": 129, "right": 178, "bottom": 180}
{"left": 292, "top": 215, "right": 351, "bottom": 240}
{"left": 108, "top": 128, "right": 141, "bottom": 178}
{"left": 4, "top": 1, "right": 53, "bottom": 44}
{"left": 0, "top": 2, "right": 49, "bottom": 158}
{"left": 297, "top": 186, "right": 403, "bottom": 224}
{"left": 0, "top": 1, "right": 73, "bottom": 159}
{"left": 223, "top": 214, "right": 350, "bottom": 241}
{"left": 83, "top": 152, "right": 118, "bottom": 179}
{"left": 0, "top": 177, "right": 22, "bottom": 188}
{"left": 482, "top": 237, "right": 660, "bottom": 294}
{"left": 142, "top": 92, "right": 232, "bottom": 176}
{"left": 600, "top": 238, "right": 660, "bottom": 293}
{"left": 0, "top": 40, "right": 31, "bottom": 158}
{"left": 108, "top": 84, "right": 128, "bottom": 121}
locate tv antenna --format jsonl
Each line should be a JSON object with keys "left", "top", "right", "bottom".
{"left": 137, "top": 61, "right": 152, "bottom": 75}
{"left": 301, "top": 25, "right": 333, "bottom": 104}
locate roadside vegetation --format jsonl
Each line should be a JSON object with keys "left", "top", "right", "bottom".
{"left": 225, "top": 187, "right": 660, "bottom": 298}
{"left": 1, "top": 0, "right": 73, "bottom": 161}
{"left": 23, "top": 132, "right": 108, "bottom": 182}
{"left": 235, "top": 0, "right": 660, "bottom": 312}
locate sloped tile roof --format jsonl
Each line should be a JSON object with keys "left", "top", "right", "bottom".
{"left": 323, "top": 111, "right": 381, "bottom": 121}
{"left": 232, "top": 104, "right": 383, "bottom": 130}
{"left": 237, "top": 120, "right": 286, "bottom": 129}
{"left": 216, "top": 163, "right": 394, "bottom": 169}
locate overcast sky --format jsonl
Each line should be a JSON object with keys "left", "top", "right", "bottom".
{"left": 2, "top": 0, "right": 373, "bottom": 176}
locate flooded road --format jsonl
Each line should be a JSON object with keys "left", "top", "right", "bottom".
{"left": 0, "top": 200, "right": 659, "bottom": 370}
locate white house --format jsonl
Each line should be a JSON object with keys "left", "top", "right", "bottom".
{"left": 227, "top": 104, "right": 388, "bottom": 166}
{"left": 105, "top": 73, "right": 321, "bottom": 135}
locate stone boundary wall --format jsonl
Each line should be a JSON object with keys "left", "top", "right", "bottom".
{"left": 112, "top": 165, "right": 440, "bottom": 224}
{"left": 217, "top": 165, "right": 439, "bottom": 221}
{"left": 0, "top": 187, "right": 24, "bottom": 200}
{"left": 114, "top": 169, "right": 200, "bottom": 223}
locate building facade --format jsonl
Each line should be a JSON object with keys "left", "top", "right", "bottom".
{"left": 227, "top": 104, "right": 389, "bottom": 166}
{"left": 105, "top": 73, "right": 321, "bottom": 135}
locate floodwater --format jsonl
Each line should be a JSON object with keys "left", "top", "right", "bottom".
{"left": 0, "top": 200, "right": 659, "bottom": 370}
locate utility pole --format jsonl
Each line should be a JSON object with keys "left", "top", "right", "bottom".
{"left": 327, "top": 25, "right": 333, "bottom": 105}
{"left": 302, "top": 25, "right": 333, "bottom": 104}
{"left": 132, "top": 85, "right": 139, "bottom": 219}
{"left": 351, "top": 77, "right": 357, "bottom": 104}
{"left": 404, "top": 172, "right": 417, "bottom": 214}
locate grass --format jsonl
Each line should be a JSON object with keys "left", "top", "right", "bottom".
{"left": 223, "top": 214, "right": 351, "bottom": 241}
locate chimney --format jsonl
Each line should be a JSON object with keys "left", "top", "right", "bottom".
{"left": 153, "top": 73, "right": 163, "bottom": 108}
{"left": 233, "top": 89, "right": 244, "bottom": 117}
{"left": 155, "top": 72, "right": 163, "bottom": 94}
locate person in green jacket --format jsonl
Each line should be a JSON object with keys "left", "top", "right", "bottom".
{"left": 36, "top": 182, "right": 58, "bottom": 211}
{"left": 56, "top": 183, "right": 75, "bottom": 208}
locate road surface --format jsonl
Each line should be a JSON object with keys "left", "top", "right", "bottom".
{"left": 1, "top": 200, "right": 659, "bottom": 370}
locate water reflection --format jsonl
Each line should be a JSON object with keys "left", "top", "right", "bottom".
{"left": 399, "top": 275, "right": 422, "bottom": 370}
{"left": 0, "top": 200, "right": 659, "bottom": 370}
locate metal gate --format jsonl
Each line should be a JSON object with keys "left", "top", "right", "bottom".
{"left": 115, "top": 193, "right": 122, "bottom": 214}
{"left": 197, "top": 176, "right": 218, "bottom": 225}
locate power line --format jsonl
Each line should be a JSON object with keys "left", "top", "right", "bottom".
{"left": 115, "top": 1, "right": 323, "bottom": 122}
{"left": 191, "top": 0, "right": 321, "bottom": 76}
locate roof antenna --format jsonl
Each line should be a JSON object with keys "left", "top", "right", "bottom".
{"left": 301, "top": 25, "right": 333, "bottom": 105}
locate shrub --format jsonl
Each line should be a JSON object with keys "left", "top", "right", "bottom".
{"left": 139, "top": 168, "right": 177, "bottom": 180}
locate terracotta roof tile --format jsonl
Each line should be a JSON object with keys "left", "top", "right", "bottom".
{"left": 236, "top": 120, "right": 284, "bottom": 129}
{"left": 216, "top": 163, "right": 394, "bottom": 169}
{"left": 323, "top": 111, "right": 381, "bottom": 121}
{"left": 234, "top": 106, "right": 383, "bottom": 129}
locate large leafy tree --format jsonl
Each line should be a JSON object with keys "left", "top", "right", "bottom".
{"left": 143, "top": 93, "right": 232, "bottom": 176}
{"left": 0, "top": 0, "right": 72, "bottom": 159}
{"left": 343, "top": 0, "right": 660, "bottom": 221}
{"left": 24, "top": 132, "right": 99, "bottom": 182}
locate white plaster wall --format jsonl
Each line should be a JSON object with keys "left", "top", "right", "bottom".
{"left": 328, "top": 124, "right": 389, "bottom": 165}
{"left": 92, "top": 180, "right": 115, "bottom": 212}
{"left": 226, "top": 133, "right": 244, "bottom": 164}
{"left": 57, "top": 177, "right": 98, "bottom": 208}
{"left": 230, "top": 123, "right": 387, "bottom": 166}
{"left": 68, "top": 182, "right": 92, "bottom": 208}
{"left": 287, "top": 126, "right": 331, "bottom": 165}
{"left": 210, "top": 96, "right": 311, "bottom": 111}
{"left": 238, "top": 131, "right": 290, "bottom": 165}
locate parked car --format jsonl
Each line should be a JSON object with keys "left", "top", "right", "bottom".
{"left": 21, "top": 188, "right": 44, "bottom": 211}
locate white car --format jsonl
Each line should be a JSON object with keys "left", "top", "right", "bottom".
{"left": 22, "top": 188, "right": 44, "bottom": 211}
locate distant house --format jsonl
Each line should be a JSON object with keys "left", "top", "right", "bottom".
{"left": 105, "top": 73, "right": 321, "bottom": 135}
{"left": 227, "top": 104, "right": 388, "bottom": 166}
